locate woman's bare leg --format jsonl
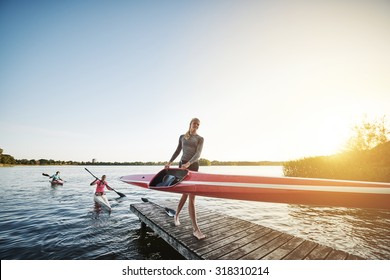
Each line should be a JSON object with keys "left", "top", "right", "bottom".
{"left": 174, "top": 194, "right": 188, "bottom": 226}
{"left": 188, "top": 194, "right": 206, "bottom": 239}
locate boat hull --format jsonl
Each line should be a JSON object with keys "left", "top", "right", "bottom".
{"left": 120, "top": 168, "right": 390, "bottom": 210}
{"left": 94, "top": 194, "right": 111, "bottom": 211}
{"left": 50, "top": 180, "right": 64, "bottom": 186}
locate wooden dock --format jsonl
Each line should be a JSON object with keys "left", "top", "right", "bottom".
{"left": 130, "top": 202, "right": 364, "bottom": 260}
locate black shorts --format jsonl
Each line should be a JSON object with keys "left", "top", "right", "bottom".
{"left": 180, "top": 160, "right": 199, "bottom": 171}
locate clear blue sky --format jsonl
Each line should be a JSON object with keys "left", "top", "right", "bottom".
{"left": 1, "top": 0, "right": 389, "bottom": 162}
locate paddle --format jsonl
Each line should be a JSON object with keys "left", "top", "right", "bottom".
{"left": 141, "top": 197, "right": 176, "bottom": 217}
{"left": 85, "top": 168, "right": 126, "bottom": 198}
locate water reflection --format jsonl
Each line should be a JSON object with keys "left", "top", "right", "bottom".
{"left": 287, "top": 205, "right": 390, "bottom": 259}
{"left": 1, "top": 165, "right": 389, "bottom": 260}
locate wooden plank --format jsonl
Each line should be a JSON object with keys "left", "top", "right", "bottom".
{"left": 326, "top": 249, "right": 349, "bottom": 260}
{"left": 130, "top": 202, "right": 364, "bottom": 260}
{"left": 173, "top": 215, "right": 228, "bottom": 239}
{"left": 183, "top": 219, "right": 253, "bottom": 248}
{"left": 240, "top": 233, "right": 295, "bottom": 260}
{"left": 218, "top": 230, "right": 282, "bottom": 260}
{"left": 283, "top": 240, "right": 318, "bottom": 260}
{"left": 346, "top": 253, "right": 365, "bottom": 260}
{"left": 167, "top": 213, "right": 223, "bottom": 236}
{"left": 175, "top": 216, "right": 242, "bottom": 243}
{"left": 261, "top": 236, "right": 305, "bottom": 260}
{"left": 202, "top": 227, "right": 272, "bottom": 260}
{"left": 196, "top": 224, "right": 260, "bottom": 257}
{"left": 304, "top": 244, "right": 332, "bottom": 260}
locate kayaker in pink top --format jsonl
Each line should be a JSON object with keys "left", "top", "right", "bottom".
{"left": 90, "top": 175, "right": 113, "bottom": 195}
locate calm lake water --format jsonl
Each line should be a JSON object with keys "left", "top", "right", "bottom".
{"left": 0, "top": 165, "right": 389, "bottom": 260}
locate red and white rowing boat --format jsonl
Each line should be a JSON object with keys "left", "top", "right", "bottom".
{"left": 120, "top": 168, "right": 390, "bottom": 210}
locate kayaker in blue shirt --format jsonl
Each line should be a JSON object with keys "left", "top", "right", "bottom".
{"left": 165, "top": 117, "right": 206, "bottom": 240}
{"left": 50, "top": 171, "right": 62, "bottom": 181}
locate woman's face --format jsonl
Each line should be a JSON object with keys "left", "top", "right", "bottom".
{"left": 190, "top": 120, "right": 200, "bottom": 132}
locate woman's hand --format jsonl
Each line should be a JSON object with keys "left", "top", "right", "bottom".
{"left": 165, "top": 162, "right": 171, "bottom": 169}
{"left": 182, "top": 162, "right": 191, "bottom": 169}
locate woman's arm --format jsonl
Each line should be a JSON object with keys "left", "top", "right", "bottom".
{"left": 167, "top": 135, "right": 183, "bottom": 166}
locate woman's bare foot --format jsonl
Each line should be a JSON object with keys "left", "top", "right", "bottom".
{"left": 174, "top": 215, "right": 180, "bottom": 226}
{"left": 193, "top": 229, "right": 206, "bottom": 240}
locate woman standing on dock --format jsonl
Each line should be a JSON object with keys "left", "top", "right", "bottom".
{"left": 165, "top": 117, "right": 205, "bottom": 240}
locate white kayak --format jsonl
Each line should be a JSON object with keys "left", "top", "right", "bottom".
{"left": 94, "top": 194, "right": 111, "bottom": 211}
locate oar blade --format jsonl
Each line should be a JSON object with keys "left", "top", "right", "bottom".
{"left": 116, "top": 190, "right": 126, "bottom": 198}
{"left": 165, "top": 207, "right": 176, "bottom": 217}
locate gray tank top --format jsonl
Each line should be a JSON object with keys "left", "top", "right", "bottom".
{"left": 169, "top": 134, "right": 204, "bottom": 164}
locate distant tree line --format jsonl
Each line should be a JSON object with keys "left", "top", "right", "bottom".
{"left": 0, "top": 152, "right": 282, "bottom": 167}
{"left": 0, "top": 148, "right": 16, "bottom": 165}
